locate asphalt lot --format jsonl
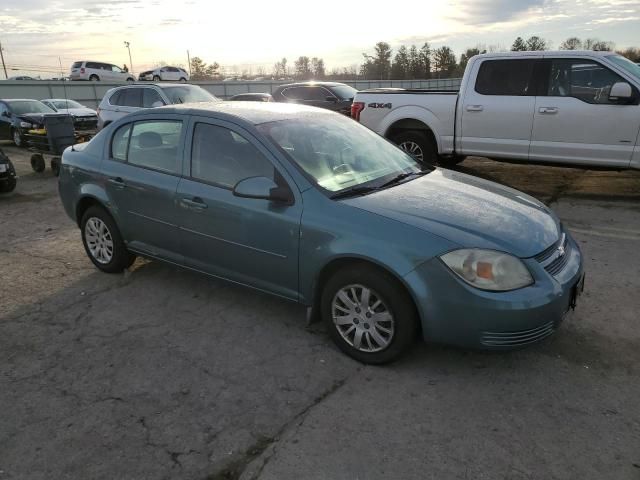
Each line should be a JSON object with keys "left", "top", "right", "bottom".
{"left": 1, "top": 142, "right": 639, "bottom": 480}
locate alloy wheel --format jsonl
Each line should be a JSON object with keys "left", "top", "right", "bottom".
{"left": 13, "top": 129, "right": 22, "bottom": 147}
{"left": 84, "top": 217, "right": 114, "bottom": 264}
{"left": 399, "top": 141, "right": 424, "bottom": 162}
{"left": 332, "top": 284, "right": 395, "bottom": 352}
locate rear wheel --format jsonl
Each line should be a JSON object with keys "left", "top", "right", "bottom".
{"left": 392, "top": 130, "right": 437, "bottom": 166}
{"left": 89, "top": 74, "right": 100, "bottom": 81}
{"left": 30, "top": 154, "right": 45, "bottom": 172}
{"left": 81, "top": 205, "right": 135, "bottom": 273}
{"left": 321, "top": 264, "right": 418, "bottom": 364}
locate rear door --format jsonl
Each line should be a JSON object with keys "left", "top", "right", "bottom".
{"left": 459, "top": 58, "right": 538, "bottom": 160}
{"left": 102, "top": 117, "right": 186, "bottom": 263}
{"left": 530, "top": 57, "right": 640, "bottom": 167}
{"left": 176, "top": 117, "right": 302, "bottom": 299}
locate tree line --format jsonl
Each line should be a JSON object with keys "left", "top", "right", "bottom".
{"left": 186, "top": 36, "right": 640, "bottom": 81}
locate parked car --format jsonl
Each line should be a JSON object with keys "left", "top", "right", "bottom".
{"left": 0, "top": 148, "right": 17, "bottom": 193}
{"left": 58, "top": 103, "right": 584, "bottom": 364}
{"left": 7, "top": 76, "right": 38, "bottom": 81}
{"left": 96, "top": 83, "right": 218, "bottom": 129}
{"left": 352, "top": 51, "right": 640, "bottom": 170}
{"left": 0, "top": 99, "right": 57, "bottom": 147}
{"left": 42, "top": 99, "right": 98, "bottom": 132}
{"left": 138, "top": 66, "right": 189, "bottom": 82}
{"left": 229, "top": 93, "right": 273, "bottom": 102}
{"left": 272, "top": 82, "right": 357, "bottom": 115}
{"left": 69, "top": 61, "right": 135, "bottom": 82}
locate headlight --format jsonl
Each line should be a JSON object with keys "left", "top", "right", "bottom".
{"left": 440, "top": 249, "right": 533, "bottom": 291}
{"left": 0, "top": 164, "right": 7, "bottom": 173}
{"left": 19, "top": 121, "right": 33, "bottom": 128}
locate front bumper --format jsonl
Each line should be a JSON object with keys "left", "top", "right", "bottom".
{"left": 139, "top": 74, "right": 154, "bottom": 81}
{"left": 404, "top": 232, "right": 584, "bottom": 349}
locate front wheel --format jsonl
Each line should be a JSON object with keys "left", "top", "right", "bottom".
{"left": 126, "top": 77, "right": 135, "bottom": 82}
{"left": 12, "top": 129, "right": 24, "bottom": 148}
{"left": 179, "top": 77, "right": 187, "bottom": 83}
{"left": 153, "top": 75, "right": 161, "bottom": 82}
{"left": 321, "top": 265, "right": 418, "bottom": 364}
{"left": 81, "top": 205, "right": 136, "bottom": 273}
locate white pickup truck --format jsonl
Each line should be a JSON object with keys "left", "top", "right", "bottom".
{"left": 352, "top": 51, "right": 640, "bottom": 170}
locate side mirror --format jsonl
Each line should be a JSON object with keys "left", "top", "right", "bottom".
{"left": 2, "top": 111, "right": 11, "bottom": 118}
{"left": 609, "top": 82, "right": 633, "bottom": 101}
{"left": 233, "top": 176, "right": 293, "bottom": 204}
{"left": 151, "top": 101, "right": 164, "bottom": 108}
{"left": 325, "top": 96, "right": 338, "bottom": 102}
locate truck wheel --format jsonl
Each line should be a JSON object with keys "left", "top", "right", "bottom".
{"left": 393, "top": 131, "right": 437, "bottom": 166}
{"left": 30, "top": 154, "right": 46, "bottom": 172}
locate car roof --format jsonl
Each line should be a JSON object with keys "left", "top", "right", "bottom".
{"left": 128, "top": 101, "right": 332, "bottom": 125}
{"left": 42, "top": 98, "right": 81, "bottom": 102}
{"left": 277, "top": 81, "right": 353, "bottom": 88}
{"left": 476, "top": 50, "right": 616, "bottom": 59}
{"left": 1, "top": 98, "right": 44, "bottom": 102}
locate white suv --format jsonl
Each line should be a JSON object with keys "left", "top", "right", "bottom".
{"left": 96, "top": 83, "right": 218, "bottom": 129}
{"left": 70, "top": 61, "right": 135, "bottom": 82}
{"left": 138, "top": 66, "right": 189, "bottom": 82}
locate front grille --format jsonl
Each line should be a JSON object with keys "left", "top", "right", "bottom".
{"left": 481, "top": 321, "right": 555, "bottom": 347}
{"left": 534, "top": 233, "right": 570, "bottom": 277}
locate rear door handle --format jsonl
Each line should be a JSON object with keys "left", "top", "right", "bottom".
{"left": 539, "top": 107, "right": 559, "bottom": 114}
{"left": 181, "top": 197, "right": 208, "bottom": 209}
{"left": 466, "top": 105, "right": 484, "bottom": 112}
{"left": 108, "top": 177, "right": 126, "bottom": 189}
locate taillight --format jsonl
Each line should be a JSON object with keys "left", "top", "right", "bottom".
{"left": 351, "top": 102, "right": 365, "bottom": 121}
{"left": 80, "top": 67, "right": 85, "bottom": 74}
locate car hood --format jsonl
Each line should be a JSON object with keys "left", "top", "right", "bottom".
{"left": 343, "top": 169, "right": 560, "bottom": 258}
{"left": 58, "top": 107, "right": 97, "bottom": 117}
{"left": 16, "top": 113, "right": 51, "bottom": 125}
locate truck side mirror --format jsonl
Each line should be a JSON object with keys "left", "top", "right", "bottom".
{"left": 609, "top": 82, "right": 633, "bottom": 102}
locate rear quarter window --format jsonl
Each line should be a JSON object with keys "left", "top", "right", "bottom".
{"left": 475, "top": 59, "right": 536, "bottom": 96}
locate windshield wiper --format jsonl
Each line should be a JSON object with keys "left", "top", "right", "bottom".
{"left": 376, "top": 170, "right": 427, "bottom": 189}
{"left": 330, "top": 185, "right": 380, "bottom": 200}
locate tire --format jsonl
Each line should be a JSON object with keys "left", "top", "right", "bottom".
{"left": 179, "top": 77, "right": 187, "bottom": 83}
{"left": 0, "top": 176, "right": 16, "bottom": 193}
{"left": 30, "top": 154, "right": 45, "bottom": 172}
{"left": 321, "top": 264, "right": 418, "bottom": 364}
{"left": 126, "top": 77, "right": 135, "bottom": 82}
{"left": 12, "top": 128, "right": 24, "bottom": 148}
{"left": 153, "top": 75, "right": 161, "bottom": 82}
{"left": 392, "top": 130, "right": 437, "bottom": 166}
{"left": 51, "top": 157, "right": 61, "bottom": 177}
{"left": 89, "top": 74, "right": 100, "bottom": 81}
{"left": 80, "top": 205, "right": 136, "bottom": 273}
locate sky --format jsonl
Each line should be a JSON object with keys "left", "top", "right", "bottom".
{"left": 0, "top": 0, "right": 639, "bottom": 77}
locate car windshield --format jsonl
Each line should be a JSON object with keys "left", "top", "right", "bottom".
{"left": 258, "top": 113, "right": 424, "bottom": 193}
{"left": 331, "top": 85, "right": 358, "bottom": 100}
{"left": 52, "top": 100, "right": 83, "bottom": 109}
{"left": 607, "top": 54, "right": 640, "bottom": 81}
{"left": 161, "top": 85, "right": 217, "bottom": 104}
{"left": 8, "top": 100, "right": 56, "bottom": 114}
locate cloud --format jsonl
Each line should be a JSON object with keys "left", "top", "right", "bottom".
{"left": 450, "top": 0, "right": 549, "bottom": 24}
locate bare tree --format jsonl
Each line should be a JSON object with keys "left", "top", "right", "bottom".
{"left": 560, "top": 37, "right": 583, "bottom": 50}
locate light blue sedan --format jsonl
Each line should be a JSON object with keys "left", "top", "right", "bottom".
{"left": 58, "top": 102, "right": 584, "bottom": 364}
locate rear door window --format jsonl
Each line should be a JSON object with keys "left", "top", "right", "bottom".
{"left": 109, "top": 90, "right": 123, "bottom": 106}
{"left": 281, "top": 87, "right": 306, "bottom": 100}
{"left": 121, "top": 88, "right": 143, "bottom": 108}
{"left": 112, "top": 120, "right": 183, "bottom": 173}
{"left": 475, "top": 59, "right": 536, "bottom": 96}
{"left": 86, "top": 62, "right": 99, "bottom": 69}
{"left": 142, "top": 88, "right": 165, "bottom": 108}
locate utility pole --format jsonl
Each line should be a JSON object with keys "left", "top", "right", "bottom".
{"left": 187, "top": 50, "right": 191, "bottom": 76}
{"left": 0, "top": 41, "right": 8, "bottom": 79}
{"left": 124, "top": 41, "right": 133, "bottom": 75}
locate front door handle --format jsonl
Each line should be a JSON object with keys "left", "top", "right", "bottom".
{"left": 181, "top": 197, "right": 208, "bottom": 210}
{"left": 466, "top": 105, "right": 484, "bottom": 112}
{"left": 539, "top": 107, "right": 559, "bottom": 114}
{"left": 108, "top": 177, "right": 126, "bottom": 189}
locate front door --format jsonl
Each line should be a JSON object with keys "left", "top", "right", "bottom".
{"left": 177, "top": 118, "right": 302, "bottom": 300}
{"left": 459, "top": 58, "right": 538, "bottom": 160}
{"left": 102, "top": 117, "right": 186, "bottom": 263}
{"left": 530, "top": 58, "right": 640, "bottom": 167}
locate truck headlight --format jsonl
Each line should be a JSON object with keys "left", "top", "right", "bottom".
{"left": 440, "top": 249, "right": 533, "bottom": 291}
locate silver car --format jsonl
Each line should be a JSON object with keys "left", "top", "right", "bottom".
{"left": 96, "top": 83, "right": 219, "bottom": 129}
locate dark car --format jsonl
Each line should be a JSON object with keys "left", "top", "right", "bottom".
{"left": 0, "top": 148, "right": 17, "bottom": 193}
{"left": 271, "top": 82, "right": 357, "bottom": 115}
{"left": 0, "top": 99, "right": 57, "bottom": 147}
{"left": 229, "top": 93, "right": 273, "bottom": 102}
